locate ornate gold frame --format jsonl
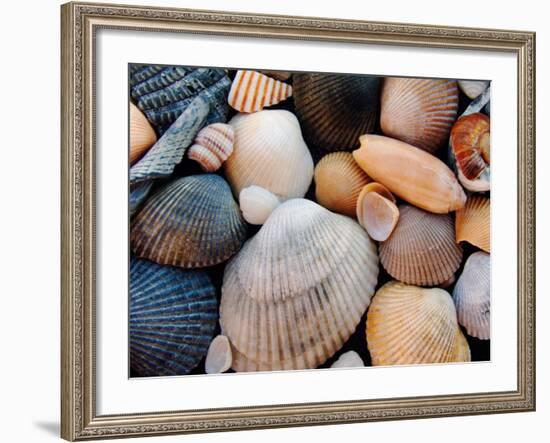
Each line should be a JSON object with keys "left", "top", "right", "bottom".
{"left": 60, "top": 1, "right": 536, "bottom": 440}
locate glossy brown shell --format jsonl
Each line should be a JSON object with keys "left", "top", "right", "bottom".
{"left": 450, "top": 113, "right": 490, "bottom": 180}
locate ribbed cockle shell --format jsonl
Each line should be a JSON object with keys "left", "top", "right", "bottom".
{"left": 228, "top": 70, "right": 292, "bottom": 113}
{"left": 188, "top": 123, "right": 234, "bottom": 172}
{"left": 130, "top": 102, "right": 157, "bottom": 164}
{"left": 353, "top": 134, "right": 466, "bottom": 214}
{"left": 455, "top": 194, "right": 490, "bottom": 253}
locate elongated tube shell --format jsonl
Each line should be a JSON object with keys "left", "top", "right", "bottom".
{"left": 131, "top": 175, "right": 247, "bottom": 268}
{"left": 187, "top": 123, "right": 234, "bottom": 172}
{"left": 314, "top": 152, "right": 371, "bottom": 217}
{"left": 130, "top": 102, "right": 157, "bottom": 164}
{"left": 455, "top": 194, "right": 490, "bottom": 252}
{"left": 379, "top": 205, "right": 463, "bottom": 286}
{"left": 225, "top": 110, "right": 314, "bottom": 200}
{"left": 453, "top": 252, "right": 491, "bottom": 340}
{"left": 353, "top": 134, "right": 466, "bottom": 213}
{"left": 228, "top": 70, "right": 292, "bottom": 113}
{"left": 366, "top": 281, "right": 471, "bottom": 366}
{"left": 380, "top": 78, "right": 459, "bottom": 153}
{"left": 220, "top": 199, "right": 379, "bottom": 371}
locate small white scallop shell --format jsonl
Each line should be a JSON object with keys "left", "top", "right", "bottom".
{"left": 331, "top": 351, "right": 364, "bottom": 369}
{"left": 205, "top": 335, "right": 233, "bottom": 374}
{"left": 228, "top": 70, "right": 292, "bottom": 113}
{"left": 458, "top": 80, "right": 490, "bottom": 99}
{"left": 239, "top": 185, "right": 281, "bottom": 225}
{"left": 453, "top": 252, "right": 491, "bottom": 340}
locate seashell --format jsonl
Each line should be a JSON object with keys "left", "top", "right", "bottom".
{"left": 188, "top": 123, "right": 234, "bottom": 172}
{"left": 130, "top": 95, "right": 209, "bottom": 184}
{"left": 131, "top": 174, "right": 247, "bottom": 268}
{"left": 450, "top": 113, "right": 490, "bottom": 192}
{"left": 458, "top": 80, "right": 490, "bottom": 100}
{"left": 293, "top": 73, "right": 380, "bottom": 153}
{"left": 439, "top": 274, "right": 456, "bottom": 289}
{"left": 130, "top": 102, "right": 157, "bottom": 164}
{"left": 353, "top": 134, "right": 466, "bottom": 214}
{"left": 130, "top": 66, "right": 231, "bottom": 135}
{"left": 239, "top": 185, "right": 281, "bottom": 225}
{"left": 455, "top": 194, "right": 490, "bottom": 253}
{"left": 220, "top": 198, "right": 379, "bottom": 371}
{"left": 129, "top": 180, "right": 154, "bottom": 218}
{"left": 225, "top": 110, "right": 314, "bottom": 200}
{"left": 331, "top": 351, "right": 364, "bottom": 369}
{"left": 228, "top": 70, "right": 292, "bottom": 113}
{"left": 380, "top": 78, "right": 459, "bottom": 154}
{"left": 379, "top": 204, "right": 463, "bottom": 286}
{"left": 358, "top": 182, "right": 396, "bottom": 203}
{"left": 453, "top": 252, "right": 491, "bottom": 340}
{"left": 129, "top": 257, "right": 218, "bottom": 377}
{"left": 356, "top": 185, "right": 399, "bottom": 242}
{"left": 260, "top": 70, "right": 292, "bottom": 81}
{"left": 205, "top": 335, "right": 233, "bottom": 374}
{"left": 314, "top": 152, "right": 371, "bottom": 217}
{"left": 366, "top": 281, "right": 471, "bottom": 366}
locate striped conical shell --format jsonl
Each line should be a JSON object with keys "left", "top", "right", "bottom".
{"left": 314, "top": 152, "right": 371, "bottom": 217}
{"left": 188, "top": 123, "right": 234, "bottom": 172}
{"left": 453, "top": 252, "right": 491, "bottom": 340}
{"left": 130, "top": 102, "right": 157, "bottom": 164}
{"left": 366, "top": 281, "right": 471, "bottom": 366}
{"left": 356, "top": 184, "right": 399, "bottom": 242}
{"left": 293, "top": 73, "right": 380, "bottom": 153}
{"left": 228, "top": 70, "right": 292, "bottom": 113}
{"left": 353, "top": 135, "right": 466, "bottom": 214}
{"left": 380, "top": 77, "right": 459, "bottom": 153}
{"left": 225, "top": 110, "right": 314, "bottom": 200}
{"left": 220, "top": 199, "right": 379, "bottom": 371}
{"left": 455, "top": 194, "right": 490, "bottom": 252}
{"left": 239, "top": 185, "right": 281, "bottom": 225}
{"left": 458, "top": 80, "right": 490, "bottom": 100}
{"left": 379, "top": 205, "right": 463, "bottom": 286}
{"left": 131, "top": 175, "right": 247, "bottom": 268}
{"left": 129, "top": 257, "right": 218, "bottom": 377}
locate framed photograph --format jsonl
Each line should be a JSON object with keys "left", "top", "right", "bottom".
{"left": 61, "top": 1, "right": 536, "bottom": 440}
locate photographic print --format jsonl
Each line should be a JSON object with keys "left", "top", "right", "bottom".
{"left": 128, "top": 66, "right": 491, "bottom": 377}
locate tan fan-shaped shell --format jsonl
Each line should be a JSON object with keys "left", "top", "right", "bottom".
{"left": 225, "top": 110, "right": 314, "bottom": 200}
{"left": 314, "top": 152, "right": 371, "bottom": 217}
{"left": 220, "top": 199, "right": 379, "bottom": 371}
{"left": 381, "top": 78, "right": 458, "bottom": 153}
{"left": 131, "top": 174, "right": 247, "bottom": 268}
{"left": 239, "top": 185, "right": 281, "bottom": 225}
{"left": 228, "top": 70, "right": 292, "bottom": 113}
{"left": 187, "top": 123, "right": 234, "bottom": 172}
{"left": 453, "top": 252, "right": 491, "bottom": 340}
{"left": 356, "top": 184, "right": 399, "bottom": 242}
{"left": 379, "top": 205, "right": 463, "bottom": 286}
{"left": 455, "top": 194, "right": 490, "bottom": 252}
{"left": 130, "top": 102, "right": 157, "bottom": 164}
{"left": 458, "top": 80, "right": 490, "bottom": 99}
{"left": 366, "top": 281, "right": 471, "bottom": 366}
{"left": 353, "top": 134, "right": 466, "bottom": 214}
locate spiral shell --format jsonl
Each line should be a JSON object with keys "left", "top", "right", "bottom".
{"left": 225, "top": 110, "right": 314, "bottom": 200}
{"left": 293, "top": 73, "right": 380, "bottom": 153}
{"left": 353, "top": 134, "right": 466, "bottom": 214}
{"left": 380, "top": 77, "right": 459, "bottom": 154}
{"left": 131, "top": 175, "right": 247, "bottom": 268}
{"left": 129, "top": 257, "right": 218, "bottom": 377}
{"left": 220, "top": 199, "right": 379, "bottom": 371}
{"left": 356, "top": 183, "right": 399, "bottom": 242}
{"left": 450, "top": 113, "right": 490, "bottom": 192}
{"left": 453, "top": 252, "right": 491, "bottom": 340}
{"left": 458, "top": 80, "right": 490, "bottom": 100}
{"left": 379, "top": 205, "right": 463, "bottom": 286}
{"left": 228, "top": 70, "right": 292, "bottom": 113}
{"left": 188, "top": 123, "right": 234, "bottom": 172}
{"left": 455, "top": 194, "right": 490, "bottom": 252}
{"left": 130, "top": 102, "right": 157, "bottom": 164}
{"left": 314, "top": 152, "right": 371, "bottom": 217}
{"left": 366, "top": 281, "right": 471, "bottom": 366}
{"left": 239, "top": 185, "right": 281, "bottom": 225}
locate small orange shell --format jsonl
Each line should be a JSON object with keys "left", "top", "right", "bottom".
{"left": 450, "top": 113, "right": 490, "bottom": 181}
{"left": 455, "top": 194, "right": 490, "bottom": 252}
{"left": 130, "top": 102, "right": 157, "bottom": 164}
{"left": 228, "top": 70, "right": 292, "bottom": 113}
{"left": 188, "top": 123, "right": 234, "bottom": 172}
{"left": 356, "top": 183, "right": 399, "bottom": 242}
{"left": 381, "top": 78, "right": 459, "bottom": 153}
{"left": 314, "top": 152, "right": 371, "bottom": 217}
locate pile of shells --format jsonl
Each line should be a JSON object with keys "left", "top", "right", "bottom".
{"left": 129, "top": 65, "right": 491, "bottom": 376}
